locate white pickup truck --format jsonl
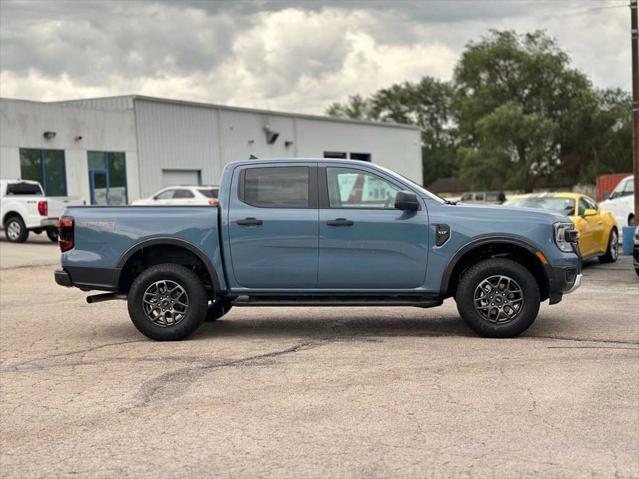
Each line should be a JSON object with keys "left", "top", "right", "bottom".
{"left": 0, "top": 179, "right": 84, "bottom": 243}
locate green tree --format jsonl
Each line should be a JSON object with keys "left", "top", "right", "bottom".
{"left": 454, "top": 30, "right": 595, "bottom": 191}
{"left": 326, "top": 94, "right": 373, "bottom": 121}
{"left": 327, "top": 78, "right": 458, "bottom": 186}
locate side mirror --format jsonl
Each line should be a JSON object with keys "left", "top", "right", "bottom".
{"left": 583, "top": 208, "right": 597, "bottom": 217}
{"left": 395, "top": 191, "right": 420, "bottom": 211}
{"left": 603, "top": 192, "right": 611, "bottom": 200}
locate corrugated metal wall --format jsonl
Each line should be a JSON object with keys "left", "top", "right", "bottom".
{"left": 53, "top": 96, "right": 135, "bottom": 111}
{"left": 134, "top": 100, "right": 221, "bottom": 195}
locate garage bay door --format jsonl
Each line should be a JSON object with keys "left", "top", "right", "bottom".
{"left": 161, "top": 169, "right": 202, "bottom": 187}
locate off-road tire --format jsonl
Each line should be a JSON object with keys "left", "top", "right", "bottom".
{"left": 598, "top": 228, "right": 618, "bottom": 264}
{"left": 205, "top": 298, "right": 233, "bottom": 322}
{"left": 4, "top": 215, "right": 29, "bottom": 243}
{"left": 455, "top": 258, "right": 540, "bottom": 338}
{"left": 128, "top": 263, "right": 208, "bottom": 341}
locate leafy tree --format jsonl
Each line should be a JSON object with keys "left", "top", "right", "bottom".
{"left": 327, "top": 78, "right": 458, "bottom": 185}
{"left": 454, "top": 30, "right": 595, "bottom": 191}
{"left": 568, "top": 88, "right": 633, "bottom": 183}
{"left": 326, "top": 94, "right": 373, "bottom": 121}
{"left": 326, "top": 30, "right": 632, "bottom": 191}
{"left": 458, "top": 102, "right": 559, "bottom": 191}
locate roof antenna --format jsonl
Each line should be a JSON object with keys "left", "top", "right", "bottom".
{"left": 249, "top": 154, "right": 258, "bottom": 159}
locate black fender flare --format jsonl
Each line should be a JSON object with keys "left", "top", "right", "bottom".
{"left": 439, "top": 235, "right": 548, "bottom": 296}
{"left": 115, "top": 237, "right": 222, "bottom": 292}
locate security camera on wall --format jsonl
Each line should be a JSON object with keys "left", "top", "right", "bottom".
{"left": 263, "top": 126, "right": 279, "bottom": 145}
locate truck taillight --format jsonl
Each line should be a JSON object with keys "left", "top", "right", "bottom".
{"left": 58, "top": 216, "right": 74, "bottom": 252}
{"left": 208, "top": 198, "right": 219, "bottom": 206}
{"left": 37, "top": 200, "right": 48, "bottom": 216}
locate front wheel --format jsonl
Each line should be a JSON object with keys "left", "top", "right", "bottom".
{"left": 127, "top": 263, "right": 208, "bottom": 341}
{"left": 598, "top": 228, "right": 618, "bottom": 264}
{"left": 46, "top": 227, "right": 58, "bottom": 242}
{"left": 455, "top": 258, "right": 540, "bottom": 338}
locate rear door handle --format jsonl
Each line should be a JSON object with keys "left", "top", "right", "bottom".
{"left": 236, "top": 217, "right": 263, "bottom": 226}
{"left": 327, "top": 218, "right": 354, "bottom": 227}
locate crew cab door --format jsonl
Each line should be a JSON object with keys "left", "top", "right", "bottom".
{"left": 317, "top": 165, "right": 428, "bottom": 289}
{"left": 227, "top": 164, "right": 319, "bottom": 289}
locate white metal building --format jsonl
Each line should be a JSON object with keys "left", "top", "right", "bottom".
{"left": 0, "top": 95, "right": 421, "bottom": 205}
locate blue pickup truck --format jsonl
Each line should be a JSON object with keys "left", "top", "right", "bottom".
{"left": 55, "top": 159, "right": 581, "bottom": 340}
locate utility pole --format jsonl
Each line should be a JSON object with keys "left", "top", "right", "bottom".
{"left": 632, "top": 0, "right": 638, "bottom": 225}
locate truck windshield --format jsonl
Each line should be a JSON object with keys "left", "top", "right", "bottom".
{"left": 6, "top": 182, "right": 43, "bottom": 195}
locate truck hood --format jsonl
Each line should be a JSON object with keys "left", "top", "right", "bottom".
{"left": 450, "top": 202, "right": 570, "bottom": 225}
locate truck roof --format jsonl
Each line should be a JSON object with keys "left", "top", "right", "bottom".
{"left": 225, "top": 158, "right": 373, "bottom": 168}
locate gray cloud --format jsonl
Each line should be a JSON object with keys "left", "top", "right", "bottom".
{"left": 0, "top": 0, "right": 630, "bottom": 113}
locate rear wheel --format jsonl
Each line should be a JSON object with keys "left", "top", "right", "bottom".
{"left": 205, "top": 298, "right": 232, "bottom": 322}
{"left": 4, "top": 216, "right": 29, "bottom": 243}
{"left": 127, "top": 263, "right": 208, "bottom": 341}
{"left": 46, "top": 227, "right": 58, "bottom": 242}
{"left": 598, "top": 228, "right": 618, "bottom": 264}
{"left": 455, "top": 258, "right": 540, "bottom": 338}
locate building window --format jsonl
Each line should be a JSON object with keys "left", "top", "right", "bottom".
{"left": 349, "top": 152, "right": 371, "bottom": 162}
{"left": 323, "top": 151, "right": 347, "bottom": 159}
{"left": 323, "top": 151, "right": 372, "bottom": 162}
{"left": 19, "top": 148, "right": 67, "bottom": 196}
{"left": 87, "top": 151, "right": 127, "bottom": 205}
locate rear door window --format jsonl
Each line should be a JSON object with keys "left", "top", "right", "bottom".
{"left": 172, "top": 189, "right": 195, "bottom": 199}
{"left": 241, "top": 167, "right": 310, "bottom": 208}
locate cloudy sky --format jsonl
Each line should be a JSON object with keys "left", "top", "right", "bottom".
{"left": 0, "top": 0, "right": 631, "bottom": 114}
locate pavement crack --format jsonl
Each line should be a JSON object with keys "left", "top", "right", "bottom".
{"left": 530, "top": 335, "right": 639, "bottom": 346}
{"left": 0, "top": 340, "right": 145, "bottom": 372}
{"left": 123, "top": 340, "right": 329, "bottom": 412}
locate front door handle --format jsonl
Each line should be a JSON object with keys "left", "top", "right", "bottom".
{"left": 327, "top": 218, "right": 354, "bottom": 227}
{"left": 236, "top": 217, "right": 263, "bottom": 226}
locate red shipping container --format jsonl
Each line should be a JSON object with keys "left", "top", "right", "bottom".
{"left": 596, "top": 173, "right": 632, "bottom": 201}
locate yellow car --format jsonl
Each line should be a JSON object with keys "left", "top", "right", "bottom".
{"left": 504, "top": 192, "right": 619, "bottom": 262}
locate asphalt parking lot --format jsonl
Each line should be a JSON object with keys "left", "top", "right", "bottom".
{"left": 0, "top": 238, "right": 638, "bottom": 478}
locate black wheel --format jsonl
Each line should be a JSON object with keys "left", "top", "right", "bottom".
{"left": 455, "top": 258, "right": 540, "bottom": 338}
{"left": 46, "top": 227, "right": 58, "bottom": 242}
{"left": 4, "top": 216, "right": 29, "bottom": 243}
{"left": 205, "top": 298, "right": 232, "bottom": 322}
{"left": 635, "top": 267, "right": 639, "bottom": 277}
{"left": 598, "top": 228, "right": 618, "bottom": 264}
{"left": 127, "top": 263, "right": 208, "bottom": 341}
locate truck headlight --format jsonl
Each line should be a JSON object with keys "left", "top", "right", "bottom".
{"left": 554, "top": 222, "right": 578, "bottom": 253}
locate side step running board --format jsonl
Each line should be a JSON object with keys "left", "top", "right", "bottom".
{"left": 231, "top": 295, "right": 442, "bottom": 308}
